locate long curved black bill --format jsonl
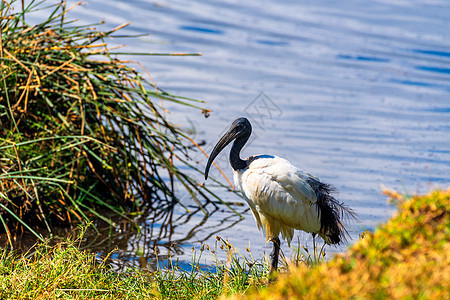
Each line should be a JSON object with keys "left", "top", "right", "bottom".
{"left": 204, "top": 128, "right": 238, "bottom": 180}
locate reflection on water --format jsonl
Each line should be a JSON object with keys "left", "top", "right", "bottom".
{"left": 0, "top": 202, "right": 247, "bottom": 271}
{"left": 8, "top": 0, "right": 450, "bottom": 268}
{"left": 84, "top": 202, "right": 247, "bottom": 271}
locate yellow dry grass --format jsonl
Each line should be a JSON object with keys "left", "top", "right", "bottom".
{"left": 230, "top": 189, "right": 449, "bottom": 299}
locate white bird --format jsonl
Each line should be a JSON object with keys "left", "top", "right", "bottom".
{"left": 204, "top": 117, "right": 356, "bottom": 273}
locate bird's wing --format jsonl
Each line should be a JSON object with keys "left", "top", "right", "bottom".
{"left": 238, "top": 157, "right": 322, "bottom": 242}
{"left": 245, "top": 156, "right": 317, "bottom": 203}
{"left": 240, "top": 157, "right": 318, "bottom": 217}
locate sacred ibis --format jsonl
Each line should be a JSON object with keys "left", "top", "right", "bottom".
{"left": 204, "top": 117, "right": 356, "bottom": 274}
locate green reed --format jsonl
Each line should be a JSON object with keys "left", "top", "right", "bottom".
{"left": 0, "top": 0, "right": 226, "bottom": 242}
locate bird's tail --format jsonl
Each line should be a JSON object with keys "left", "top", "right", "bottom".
{"left": 308, "top": 179, "right": 358, "bottom": 245}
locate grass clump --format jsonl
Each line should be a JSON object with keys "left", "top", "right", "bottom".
{"left": 0, "top": 233, "right": 269, "bottom": 299}
{"left": 0, "top": 238, "right": 156, "bottom": 299}
{"left": 231, "top": 188, "right": 450, "bottom": 299}
{"left": 0, "top": 0, "right": 216, "bottom": 240}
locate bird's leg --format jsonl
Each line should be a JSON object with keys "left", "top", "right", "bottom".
{"left": 269, "top": 237, "right": 281, "bottom": 275}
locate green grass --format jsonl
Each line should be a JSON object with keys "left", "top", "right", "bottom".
{"left": 0, "top": 227, "right": 328, "bottom": 299}
{"left": 0, "top": 189, "right": 448, "bottom": 299}
{"left": 0, "top": 239, "right": 156, "bottom": 299}
{"left": 0, "top": 233, "right": 264, "bottom": 299}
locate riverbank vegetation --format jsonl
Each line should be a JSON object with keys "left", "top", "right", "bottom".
{"left": 0, "top": 189, "right": 447, "bottom": 299}
{"left": 0, "top": 0, "right": 226, "bottom": 242}
{"left": 233, "top": 188, "right": 449, "bottom": 299}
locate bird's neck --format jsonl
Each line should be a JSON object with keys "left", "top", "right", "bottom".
{"left": 230, "top": 135, "right": 249, "bottom": 170}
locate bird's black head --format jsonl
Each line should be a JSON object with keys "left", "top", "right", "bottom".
{"left": 204, "top": 117, "right": 252, "bottom": 180}
{"left": 230, "top": 117, "right": 252, "bottom": 133}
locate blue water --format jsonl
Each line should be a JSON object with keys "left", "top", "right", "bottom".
{"left": 24, "top": 0, "right": 450, "bottom": 270}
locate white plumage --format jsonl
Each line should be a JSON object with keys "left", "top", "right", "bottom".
{"left": 234, "top": 154, "right": 324, "bottom": 246}
{"left": 204, "top": 117, "right": 355, "bottom": 273}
